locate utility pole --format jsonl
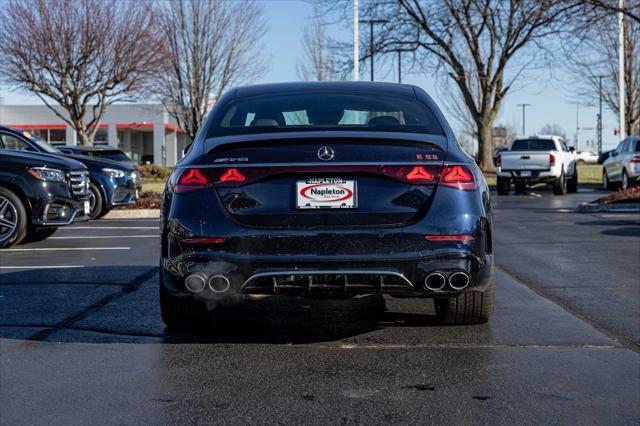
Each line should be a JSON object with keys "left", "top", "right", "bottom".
{"left": 597, "top": 75, "right": 604, "bottom": 154}
{"left": 618, "top": 0, "right": 626, "bottom": 139}
{"left": 353, "top": 0, "right": 359, "bottom": 81}
{"left": 397, "top": 50, "right": 402, "bottom": 84}
{"left": 360, "top": 19, "right": 387, "bottom": 81}
{"left": 517, "top": 104, "right": 531, "bottom": 135}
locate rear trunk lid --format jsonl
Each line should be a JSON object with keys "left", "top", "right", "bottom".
{"left": 204, "top": 132, "right": 447, "bottom": 227}
{"left": 501, "top": 151, "right": 551, "bottom": 171}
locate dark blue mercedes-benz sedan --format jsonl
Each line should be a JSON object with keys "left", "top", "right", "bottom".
{"left": 160, "top": 82, "right": 494, "bottom": 326}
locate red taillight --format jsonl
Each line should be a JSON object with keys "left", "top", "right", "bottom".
{"left": 180, "top": 237, "right": 226, "bottom": 244}
{"left": 219, "top": 168, "right": 246, "bottom": 183}
{"left": 426, "top": 235, "right": 475, "bottom": 241}
{"left": 406, "top": 166, "right": 436, "bottom": 182}
{"left": 496, "top": 154, "right": 501, "bottom": 167}
{"left": 549, "top": 153, "right": 555, "bottom": 166}
{"left": 630, "top": 155, "right": 640, "bottom": 163}
{"left": 438, "top": 165, "right": 477, "bottom": 191}
{"left": 175, "top": 168, "right": 211, "bottom": 192}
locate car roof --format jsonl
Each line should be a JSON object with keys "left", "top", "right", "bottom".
{"left": 234, "top": 81, "right": 418, "bottom": 99}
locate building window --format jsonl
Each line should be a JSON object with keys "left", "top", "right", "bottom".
{"left": 49, "top": 129, "right": 66, "bottom": 143}
{"left": 94, "top": 128, "right": 108, "bottom": 142}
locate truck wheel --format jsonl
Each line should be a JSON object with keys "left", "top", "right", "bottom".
{"left": 88, "top": 182, "right": 104, "bottom": 220}
{"left": 496, "top": 177, "right": 510, "bottom": 195}
{"left": 435, "top": 279, "right": 495, "bottom": 325}
{"left": 22, "top": 227, "right": 57, "bottom": 243}
{"left": 567, "top": 168, "right": 578, "bottom": 193}
{"left": 160, "top": 282, "right": 217, "bottom": 328}
{"left": 0, "top": 188, "right": 28, "bottom": 248}
{"left": 553, "top": 171, "right": 567, "bottom": 195}
{"left": 514, "top": 182, "right": 526, "bottom": 193}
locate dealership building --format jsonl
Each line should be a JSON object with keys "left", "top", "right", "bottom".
{"left": 0, "top": 104, "right": 191, "bottom": 166}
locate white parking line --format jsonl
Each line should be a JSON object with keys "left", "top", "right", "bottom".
{"left": 64, "top": 226, "right": 157, "bottom": 230}
{"left": 49, "top": 235, "right": 158, "bottom": 239}
{"left": 2, "top": 247, "right": 131, "bottom": 252}
{"left": 0, "top": 265, "right": 85, "bottom": 269}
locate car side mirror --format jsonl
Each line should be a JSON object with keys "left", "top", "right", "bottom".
{"left": 182, "top": 143, "right": 192, "bottom": 157}
{"left": 569, "top": 147, "right": 575, "bottom": 152}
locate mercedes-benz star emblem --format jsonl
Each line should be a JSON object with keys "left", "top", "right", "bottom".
{"left": 317, "top": 146, "right": 335, "bottom": 161}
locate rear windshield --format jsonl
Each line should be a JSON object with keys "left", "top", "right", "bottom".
{"left": 88, "top": 150, "right": 131, "bottom": 162}
{"left": 511, "top": 139, "right": 556, "bottom": 151}
{"left": 209, "top": 93, "right": 444, "bottom": 137}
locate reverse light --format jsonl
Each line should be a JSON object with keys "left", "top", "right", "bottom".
{"left": 102, "top": 168, "right": 126, "bottom": 178}
{"left": 406, "top": 166, "right": 436, "bottom": 182}
{"left": 438, "top": 165, "right": 477, "bottom": 191}
{"left": 549, "top": 153, "right": 556, "bottom": 167}
{"left": 27, "top": 167, "right": 66, "bottom": 182}
{"left": 426, "top": 235, "right": 475, "bottom": 242}
{"left": 219, "top": 168, "right": 246, "bottom": 183}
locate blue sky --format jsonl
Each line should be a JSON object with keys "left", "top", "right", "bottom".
{"left": 1, "top": 0, "right": 620, "bottom": 151}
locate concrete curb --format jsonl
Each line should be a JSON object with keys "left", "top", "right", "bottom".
{"left": 576, "top": 202, "right": 640, "bottom": 213}
{"left": 103, "top": 209, "right": 160, "bottom": 219}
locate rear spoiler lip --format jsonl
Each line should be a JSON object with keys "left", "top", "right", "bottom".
{"left": 203, "top": 130, "right": 448, "bottom": 153}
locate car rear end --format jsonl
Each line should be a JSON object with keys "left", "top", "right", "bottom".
{"left": 497, "top": 139, "right": 560, "bottom": 184}
{"left": 160, "top": 83, "right": 494, "bottom": 326}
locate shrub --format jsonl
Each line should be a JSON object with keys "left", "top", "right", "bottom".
{"left": 138, "top": 164, "right": 173, "bottom": 180}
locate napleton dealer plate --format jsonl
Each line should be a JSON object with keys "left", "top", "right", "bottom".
{"left": 296, "top": 178, "right": 356, "bottom": 209}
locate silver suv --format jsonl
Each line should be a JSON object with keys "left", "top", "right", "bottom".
{"left": 603, "top": 136, "right": 640, "bottom": 190}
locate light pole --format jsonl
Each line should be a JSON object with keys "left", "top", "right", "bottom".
{"left": 353, "top": 0, "right": 359, "bottom": 81}
{"left": 517, "top": 103, "right": 531, "bottom": 135}
{"left": 597, "top": 75, "right": 604, "bottom": 153}
{"left": 618, "top": 0, "right": 626, "bottom": 139}
{"left": 360, "top": 19, "right": 387, "bottom": 81}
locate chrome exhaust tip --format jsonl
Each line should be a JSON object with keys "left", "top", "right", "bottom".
{"left": 424, "top": 272, "right": 446, "bottom": 291}
{"left": 208, "top": 274, "right": 231, "bottom": 293}
{"left": 184, "top": 273, "right": 207, "bottom": 293}
{"left": 448, "top": 271, "right": 470, "bottom": 290}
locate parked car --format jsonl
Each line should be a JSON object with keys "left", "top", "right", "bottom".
{"left": 602, "top": 136, "right": 640, "bottom": 190}
{"left": 0, "top": 149, "right": 90, "bottom": 248}
{"left": 57, "top": 145, "right": 137, "bottom": 168}
{"left": 0, "top": 126, "right": 141, "bottom": 219}
{"left": 575, "top": 150, "right": 599, "bottom": 164}
{"left": 159, "top": 82, "right": 495, "bottom": 327}
{"left": 495, "top": 135, "right": 577, "bottom": 195}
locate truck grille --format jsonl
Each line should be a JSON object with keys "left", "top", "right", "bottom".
{"left": 68, "top": 170, "right": 90, "bottom": 197}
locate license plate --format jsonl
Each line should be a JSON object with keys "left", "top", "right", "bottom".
{"left": 83, "top": 200, "right": 90, "bottom": 215}
{"left": 296, "top": 178, "right": 356, "bottom": 209}
{"left": 520, "top": 171, "right": 532, "bottom": 177}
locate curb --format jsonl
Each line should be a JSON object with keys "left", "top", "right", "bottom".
{"left": 576, "top": 202, "right": 640, "bottom": 213}
{"left": 103, "top": 209, "right": 160, "bottom": 219}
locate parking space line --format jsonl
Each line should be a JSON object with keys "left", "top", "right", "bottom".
{"left": 49, "top": 235, "right": 158, "bottom": 239}
{"left": 0, "top": 266, "right": 85, "bottom": 269}
{"left": 2, "top": 247, "right": 131, "bottom": 252}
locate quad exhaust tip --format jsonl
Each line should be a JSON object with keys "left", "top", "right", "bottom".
{"left": 208, "top": 275, "right": 231, "bottom": 293}
{"left": 448, "top": 271, "right": 470, "bottom": 290}
{"left": 185, "top": 273, "right": 207, "bottom": 293}
{"left": 424, "top": 272, "right": 446, "bottom": 291}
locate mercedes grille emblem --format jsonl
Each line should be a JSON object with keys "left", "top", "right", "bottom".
{"left": 317, "top": 146, "right": 335, "bottom": 161}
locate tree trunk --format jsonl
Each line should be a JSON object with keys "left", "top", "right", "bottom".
{"left": 477, "top": 120, "right": 495, "bottom": 173}
{"left": 76, "top": 129, "right": 92, "bottom": 146}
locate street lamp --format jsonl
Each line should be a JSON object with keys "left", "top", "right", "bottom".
{"left": 517, "top": 104, "right": 531, "bottom": 135}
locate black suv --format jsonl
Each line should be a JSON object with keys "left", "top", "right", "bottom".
{"left": 0, "top": 150, "right": 91, "bottom": 248}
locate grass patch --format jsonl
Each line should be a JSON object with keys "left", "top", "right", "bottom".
{"left": 482, "top": 164, "right": 602, "bottom": 187}
{"left": 142, "top": 178, "right": 167, "bottom": 194}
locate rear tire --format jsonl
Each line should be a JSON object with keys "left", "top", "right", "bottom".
{"left": 553, "top": 171, "right": 567, "bottom": 195}
{"left": 567, "top": 167, "right": 578, "bottom": 193}
{"left": 0, "top": 187, "right": 28, "bottom": 248}
{"left": 622, "top": 169, "right": 630, "bottom": 191}
{"left": 603, "top": 170, "right": 612, "bottom": 190}
{"left": 22, "top": 227, "right": 57, "bottom": 243}
{"left": 435, "top": 278, "right": 495, "bottom": 325}
{"left": 160, "top": 281, "right": 217, "bottom": 328}
{"left": 496, "top": 177, "right": 510, "bottom": 195}
{"left": 514, "top": 182, "right": 526, "bottom": 193}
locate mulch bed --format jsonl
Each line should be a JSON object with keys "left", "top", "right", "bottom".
{"left": 114, "top": 192, "right": 162, "bottom": 209}
{"left": 595, "top": 186, "right": 640, "bottom": 205}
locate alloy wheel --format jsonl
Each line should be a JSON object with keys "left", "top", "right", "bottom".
{"left": 0, "top": 195, "right": 18, "bottom": 243}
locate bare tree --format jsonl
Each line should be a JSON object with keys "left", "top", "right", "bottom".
{"left": 156, "top": 0, "right": 267, "bottom": 141}
{"left": 539, "top": 123, "right": 568, "bottom": 139}
{"left": 565, "top": 10, "right": 640, "bottom": 135}
{"left": 326, "top": 0, "right": 574, "bottom": 171}
{"left": 570, "top": 0, "right": 640, "bottom": 24}
{"left": 0, "top": 0, "right": 161, "bottom": 145}
{"left": 297, "top": 11, "right": 338, "bottom": 81}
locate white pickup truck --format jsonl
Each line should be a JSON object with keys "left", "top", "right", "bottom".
{"left": 496, "top": 135, "right": 578, "bottom": 195}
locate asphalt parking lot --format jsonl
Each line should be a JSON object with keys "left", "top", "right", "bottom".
{"left": 1, "top": 189, "right": 639, "bottom": 424}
